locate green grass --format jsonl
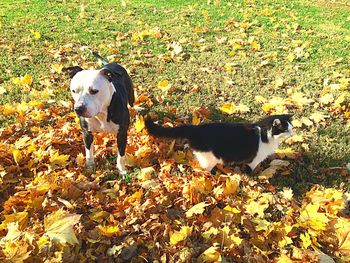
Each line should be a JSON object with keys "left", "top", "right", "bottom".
{"left": 0, "top": 0, "right": 349, "bottom": 196}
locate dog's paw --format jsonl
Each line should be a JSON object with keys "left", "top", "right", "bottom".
{"left": 118, "top": 169, "right": 128, "bottom": 176}
{"left": 86, "top": 159, "right": 95, "bottom": 167}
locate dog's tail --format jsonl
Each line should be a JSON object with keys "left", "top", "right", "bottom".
{"left": 145, "top": 119, "right": 194, "bottom": 139}
{"left": 89, "top": 49, "right": 108, "bottom": 65}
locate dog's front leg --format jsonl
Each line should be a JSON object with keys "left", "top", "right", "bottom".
{"left": 83, "top": 130, "right": 94, "bottom": 167}
{"left": 80, "top": 118, "right": 94, "bottom": 167}
{"left": 116, "top": 127, "right": 128, "bottom": 175}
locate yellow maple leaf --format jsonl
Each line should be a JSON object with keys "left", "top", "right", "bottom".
{"left": 2, "top": 104, "right": 16, "bottom": 115}
{"left": 12, "top": 74, "right": 33, "bottom": 86}
{"left": 127, "top": 189, "right": 143, "bottom": 204}
{"left": 185, "top": 202, "right": 209, "bottom": 218}
{"left": 192, "top": 111, "right": 201, "bottom": 125}
{"left": 320, "top": 93, "right": 334, "bottom": 105}
{"left": 299, "top": 203, "right": 329, "bottom": 232}
{"left": 286, "top": 53, "right": 295, "bottom": 62}
{"left": 225, "top": 63, "right": 236, "bottom": 74}
{"left": 0, "top": 212, "right": 28, "bottom": 231}
{"left": 279, "top": 188, "right": 293, "bottom": 200}
{"left": 0, "top": 86, "right": 7, "bottom": 95}
{"left": 135, "top": 115, "right": 145, "bottom": 132}
{"left": 49, "top": 151, "right": 69, "bottom": 169}
{"left": 290, "top": 92, "right": 313, "bottom": 107}
{"left": 235, "top": 103, "right": 250, "bottom": 113}
{"left": 275, "top": 147, "right": 298, "bottom": 158}
{"left": 169, "top": 226, "right": 192, "bottom": 245}
{"left": 31, "top": 30, "right": 41, "bottom": 39}
{"left": 285, "top": 134, "right": 304, "bottom": 145}
{"left": 157, "top": 80, "right": 172, "bottom": 93}
{"left": 190, "top": 176, "right": 213, "bottom": 194}
{"left": 219, "top": 103, "right": 235, "bottom": 115}
{"left": 98, "top": 225, "right": 120, "bottom": 237}
{"left": 75, "top": 153, "right": 85, "bottom": 167}
{"left": 198, "top": 246, "right": 222, "bottom": 263}
{"left": 301, "top": 117, "right": 313, "bottom": 127}
{"left": 306, "top": 187, "right": 346, "bottom": 215}
{"left": 262, "top": 97, "right": 286, "bottom": 113}
{"left": 277, "top": 254, "right": 293, "bottom": 263}
{"left": 12, "top": 149, "right": 23, "bottom": 165}
{"left": 250, "top": 41, "right": 261, "bottom": 51}
{"left": 37, "top": 236, "right": 50, "bottom": 250}
{"left": 51, "top": 63, "right": 63, "bottom": 73}
{"left": 2, "top": 239, "right": 31, "bottom": 262}
{"left": 275, "top": 76, "right": 284, "bottom": 88}
{"left": 309, "top": 112, "right": 327, "bottom": 123}
{"left": 255, "top": 95, "right": 267, "bottom": 103}
{"left": 202, "top": 227, "right": 219, "bottom": 240}
{"left": 334, "top": 218, "right": 350, "bottom": 258}
{"left": 245, "top": 200, "right": 269, "bottom": 218}
{"left": 223, "top": 205, "right": 241, "bottom": 214}
{"left": 223, "top": 175, "right": 240, "bottom": 195}
{"left": 300, "top": 232, "right": 312, "bottom": 249}
{"left": 44, "top": 209, "right": 81, "bottom": 245}
{"left": 291, "top": 119, "right": 302, "bottom": 128}
{"left": 139, "top": 166, "right": 155, "bottom": 181}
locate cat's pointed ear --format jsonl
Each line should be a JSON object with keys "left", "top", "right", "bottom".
{"left": 273, "top": 119, "right": 281, "bottom": 127}
{"left": 286, "top": 114, "right": 293, "bottom": 121}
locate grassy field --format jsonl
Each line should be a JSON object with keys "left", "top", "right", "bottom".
{"left": 1, "top": 0, "right": 349, "bottom": 193}
{"left": 0, "top": 0, "right": 350, "bottom": 261}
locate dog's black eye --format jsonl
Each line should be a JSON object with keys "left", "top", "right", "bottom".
{"left": 90, "top": 89, "right": 99, "bottom": 95}
{"left": 72, "top": 90, "right": 76, "bottom": 93}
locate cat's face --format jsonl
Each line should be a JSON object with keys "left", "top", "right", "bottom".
{"left": 271, "top": 118, "right": 293, "bottom": 139}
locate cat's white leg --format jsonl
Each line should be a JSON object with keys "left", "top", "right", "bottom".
{"left": 247, "top": 160, "right": 259, "bottom": 171}
{"left": 193, "top": 151, "right": 221, "bottom": 171}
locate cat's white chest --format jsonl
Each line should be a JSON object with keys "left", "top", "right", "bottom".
{"left": 85, "top": 113, "right": 119, "bottom": 134}
{"left": 248, "top": 137, "right": 279, "bottom": 170}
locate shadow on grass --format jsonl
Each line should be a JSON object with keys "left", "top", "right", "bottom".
{"left": 270, "top": 154, "right": 349, "bottom": 197}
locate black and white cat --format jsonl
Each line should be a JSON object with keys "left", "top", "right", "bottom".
{"left": 145, "top": 115, "right": 293, "bottom": 173}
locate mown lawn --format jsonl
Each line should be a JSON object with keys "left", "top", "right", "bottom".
{"left": 0, "top": 0, "right": 349, "bottom": 262}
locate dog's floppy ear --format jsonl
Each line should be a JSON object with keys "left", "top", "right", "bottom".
{"left": 100, "top": 68, "right": 113, "bottom": 82}
{"left": 62, "top": 66, "right": 84, "bottom": 79}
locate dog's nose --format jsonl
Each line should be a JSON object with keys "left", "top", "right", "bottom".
{"left": 74, "top": 105, "right": 86, "bottom": 115}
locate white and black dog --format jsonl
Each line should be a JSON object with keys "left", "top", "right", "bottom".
{"left": 64, "top": 52, "right": 134, "bottom": 174}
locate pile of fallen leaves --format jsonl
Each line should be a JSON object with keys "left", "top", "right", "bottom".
{"left": 1, "top": 1, "right": 350, "bottom": 261}
{"left": 0, "top": 88, "right": 349, "bottom": 262}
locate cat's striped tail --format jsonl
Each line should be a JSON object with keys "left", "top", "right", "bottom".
{"left": 145, "top": 119, "right": 194, "bottom": 139}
